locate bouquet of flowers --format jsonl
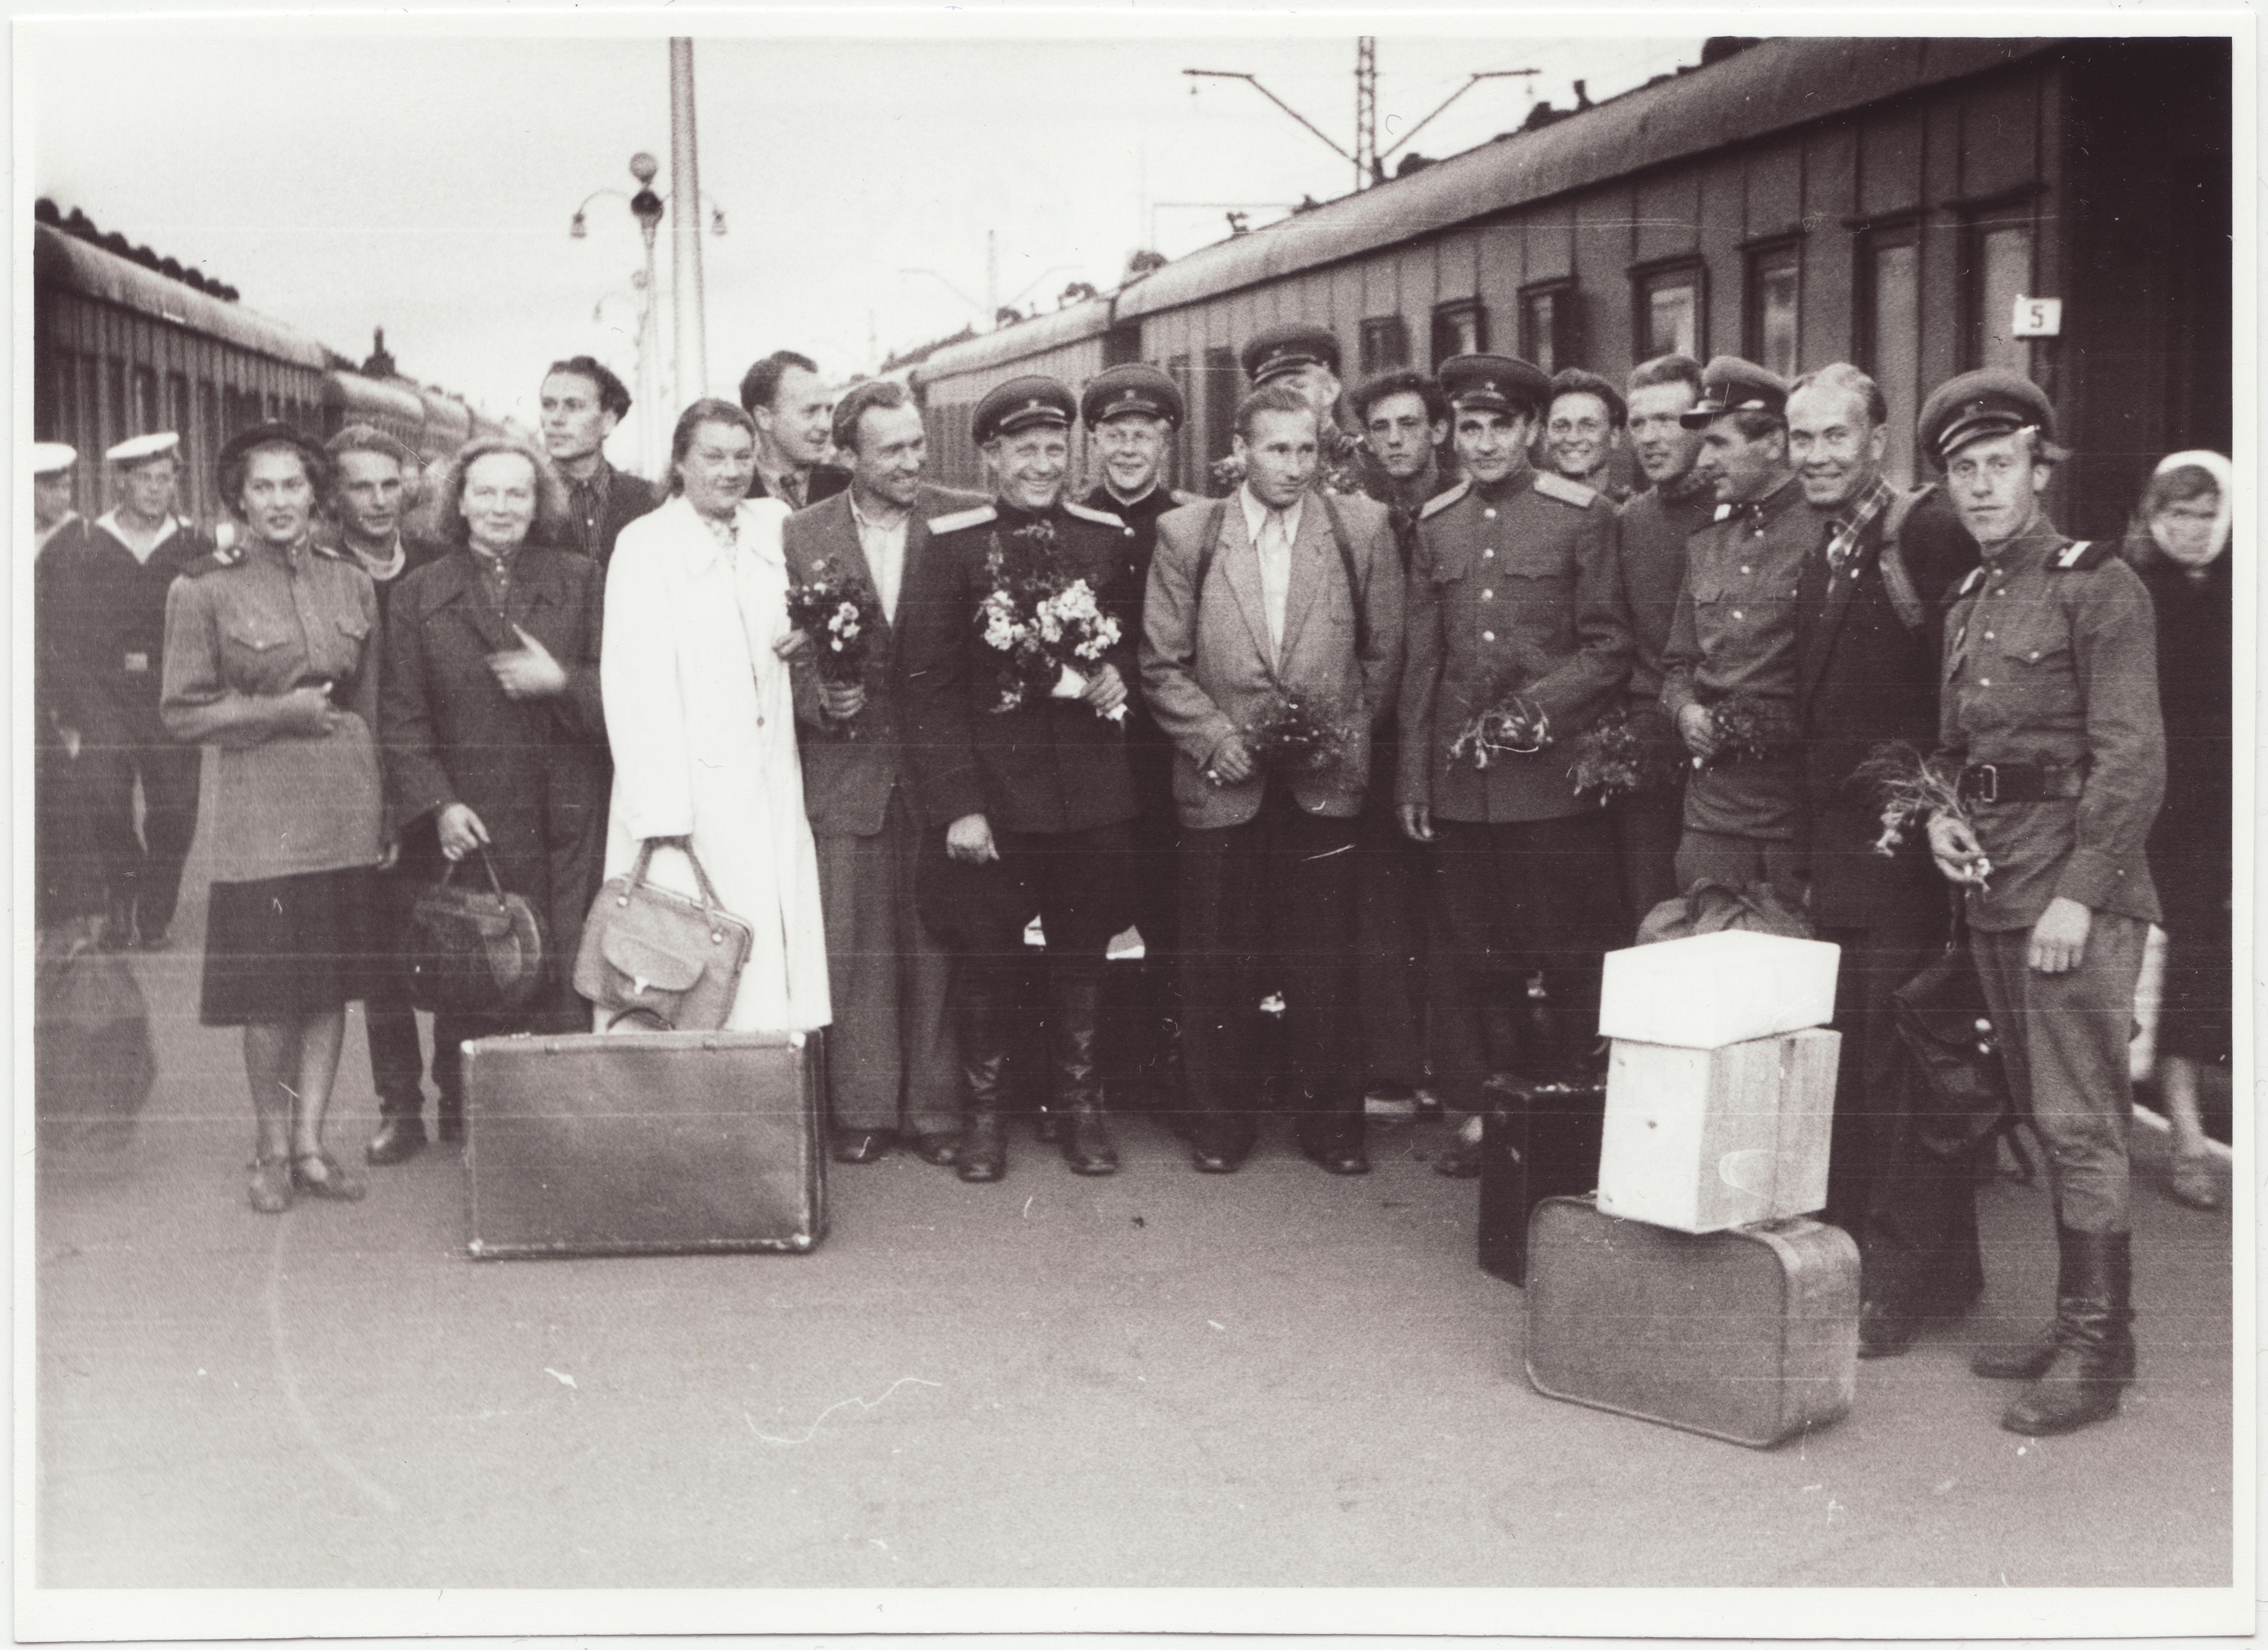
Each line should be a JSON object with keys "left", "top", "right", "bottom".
{"left": 1853, "top": 739, "right": 1989, "bottom": 882}
{"left": 1566, "top": 705, "right": 1683, "bottom": 805}
{"left": 784, "top": 559, "right": 879, "bottom": 735}
{"left": 1448, "top": 693, "right": 1550, "bottom": 770}
{"left": 1694, "top": 694, "right": 1800, "bottom": 770}
{"left": 978, "top": 521, "right": 1126, "bottom": 726}
{"left": 1239, "top": 690, "right": 1352, "bottom": 776}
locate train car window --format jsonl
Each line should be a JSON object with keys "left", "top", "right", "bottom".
{"left": 1631, "top": 261, "right": 1706, "bottom": 362}
{"left": 132, "top": 366, "right": 158, "bottom": 435}
{"left": 38, "top": 345, "right": 67, "bottom": 440}
{"left": 1361, "top": 316, "right": 1411, "bottom": 376}
{"left": 106, "top": 360, "right": 127, "bottom": 448}
{"left": 1166, "top": 354, "right": 1194, "bottom": 484}
{"left": 1202, "top": 346, "right": 1238, "bottom": 470}
{"left": 1514, "top": 286, "right": 1570, "bottom": 374}
{"left": 1434, "top": 299, "right": 1490, "bottom": 369}
{"left": 1965, "top": 218, "right": 2035, "bottom": 374}
{"left": 1745, "top": 242, "right": 1802, "bottom": 381}
{"left": 1858, "top": 225, "right": 1922, "bottom": 485}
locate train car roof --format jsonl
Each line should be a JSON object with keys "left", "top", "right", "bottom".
{"left": 1115, "top": 36, "right": 2062, "bottom": 321}
{"left": 320, "top": 370, "right": 428, "bottom": 423}
{"left": 35, "top": 222, "right": 331, "bottom": 370}
{"left": 909, "top": 299, "right": 1115, "bottom": 390}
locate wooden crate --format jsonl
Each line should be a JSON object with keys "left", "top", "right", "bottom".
{"left": 1597, "top": 930, "right": 1839, "bottom": 1048}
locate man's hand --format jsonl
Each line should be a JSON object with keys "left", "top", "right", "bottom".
{"left": 820, "top": 680, "right": 867, "bottom": 719}
{"left": 488, "top": 626, "right": 568, "bottom": 699}
{"left": 773, "top": 628, "right": 814, "bottom": 661}
{"left": 1398, "top": 802, "right": 1436, "bottom": 844}
{"left": 1926, "top": 813, "right": 1991, "bottom": 886}
{"left": 437, "top": 802, "right": 491, "bottom": 862}
{"left": 1079, "top": 662, "right": 1129, "bottom": 715}
{"left": 1676, "top": 703, "right": 1718, "bottom": 759}
{"left": 276, "top": 682, "right": 345, "bottom": 736}
{"left": 2028, "top": 896, "right": 2093, "bottom": 975}
{"left": 946, "top": 812, "right": 998, "bottom": 864}
{"left": 1206, "top": 731, "right": 1255, "bottom": 786}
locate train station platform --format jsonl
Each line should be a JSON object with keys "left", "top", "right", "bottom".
{"left": 31, "top": 847, "right": 2236, "bottom": 1608}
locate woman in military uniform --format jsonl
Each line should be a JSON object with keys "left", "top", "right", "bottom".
{"left": 161, "top": 425, "right": 388, "bottom": 1213}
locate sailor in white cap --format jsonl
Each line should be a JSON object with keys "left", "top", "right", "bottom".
{"left": 59, "top": 430, "right": 208, "bottom": 948}
{"left": 33, "top": 442, "right": 81, "bottom": 553}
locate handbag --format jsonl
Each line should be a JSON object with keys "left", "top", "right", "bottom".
{"left": 574, "top": 839, "right": 753, "bottom": 1031}
{"left": 403, "top": 847, "right": 546, "bottom": 1017}
{"left": 1890, "top": 927, "right": 2011, "bottom": 1159}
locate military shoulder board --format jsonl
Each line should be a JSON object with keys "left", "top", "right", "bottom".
{"left": 1954, "top": 565, "right": 1986, "bottom": 599}
{"left": 1532, "top": 471, "right": 1598, "bottom": 509}
{"left": 2048, "top": 539, "right": 2109, "bottom": 572}
{"left": 184, "top": 543, "right": 247, "bottom": 577}
{"left": 1418, "top": 480, "right": 1470, "bottom": 521}
{"left": 927, "top": 504, "right": 997, "bottom": 535}
{"left": 1063, "top": 500, "right": 1122, "bottom": 528}
{"left": 311, "top": 540, "right": 352, "bottom": 563}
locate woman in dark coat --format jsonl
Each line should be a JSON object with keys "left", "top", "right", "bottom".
{"left": 378, "top": 435, "right": 609, "bottom": 1146}
{"left": 2126, "top": 450, "right": 2233, "bottom": 1209}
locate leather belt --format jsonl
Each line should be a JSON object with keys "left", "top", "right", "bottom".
{"left": 1957, "top": 760, "right": 2086, "bottom": 806}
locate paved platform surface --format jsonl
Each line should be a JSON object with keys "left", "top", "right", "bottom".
{"left": 32, "top": 852, "right": 2235, "bottom": 1592}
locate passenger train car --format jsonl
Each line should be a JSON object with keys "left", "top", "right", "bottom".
{"left": 913, "top": 35, "right": 2232, "bottom": 537}
{"left": 31, "top": 202, "right": 513, "bottom": 527}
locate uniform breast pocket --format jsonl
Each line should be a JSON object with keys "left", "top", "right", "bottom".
{"left": 2001, "top": 617, "right": 2077, "bottom": 714}
{"left": 222, "top": 623, "right": 294, "bottom": 690}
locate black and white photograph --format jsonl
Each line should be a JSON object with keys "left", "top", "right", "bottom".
{"left": 14, "top": 9, "right": 2252, "bottom": 1639}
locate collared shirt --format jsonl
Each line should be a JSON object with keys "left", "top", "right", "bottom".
{"left": 849, "top": 491, "right": 912, "bottom": 623}
{"left": 758, "top": 462, "right": 809, "bottom": 511}
{"left": 465, "top": 539, "right": 522, "bottom": 614}
{"left": 94, "top": 508, "right": 178, "bottom": 567}
{"left": 1822, "top": 474, "right": 1898, "bottom": 576}
{"left": 564, "top": 459, "right": 618, "bottom": 562}
{"left": 1239, "top": 484, "right": 1302, "bottom": 657}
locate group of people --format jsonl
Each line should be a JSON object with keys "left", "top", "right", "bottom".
{"left": 28, "top": 318, "right": 2230, "bottom": 1444}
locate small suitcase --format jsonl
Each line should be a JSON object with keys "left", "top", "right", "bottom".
{"left": 1524, "top": 1195, "right": 1858, "bottom": 1448}
{"left": 1477, "top": 1079, "right": 1606, "bottom": 1285}
{"left": 462, "top": 1029, "right": 826, "bottom": 1260}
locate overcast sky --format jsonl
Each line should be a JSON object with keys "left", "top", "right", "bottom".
{"left": 25, "top": 18, "right": 1706, "bottom": 451}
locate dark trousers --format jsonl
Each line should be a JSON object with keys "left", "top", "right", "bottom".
{"left": 1816, "top": 899, "right": 1949, "bottom": 1235}
{"left": 83, "top": 721, "right": 200, "bottom": 937}
{"left": 1123, "top": 731, "right": 1183, "bottom": 1093}
{"left": 1606, "top": 779, "right": 1684, "bottom": 940}
{"left": 35, "top": 739, "right": 104, "bottom": 929}
{"left": 1672, "top": 827, "right": 1806, "bottom": 908}
{"left": 368, "top": 820, "right": 445, "bottom": 1115}
{"left": 1970, "top": 912, "right": 2148, "bottom": 1234}
{"left": 1354, "top": 788, "right": 1429, "bottom": 1088}
{"left": 1178, "top": 788, "right": 1359, "bottom": 1147}
{"left": 1427, "top": 814, "right": 1622, "bottom": 1123}
{"left": 814, "top": 790, "right": 960, "bottom": 1139}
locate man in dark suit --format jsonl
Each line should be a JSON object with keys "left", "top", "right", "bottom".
{"left": 902, "top": 375, "right": 1142, "bottom": 1182}
{"left": 1785, "top": 362, "right": 1981, "bottom": 1352}
{"left": 783, "top": 380, "right": 984, "bottom": 1167}
{"left": 539, "top": 355, "right": 658, "bottom": 570}
{"left": 740, "top": 350, "right": 851, "bottom": 508}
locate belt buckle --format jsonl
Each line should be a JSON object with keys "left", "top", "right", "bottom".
{"left": 1968, "top": 763, "right": 2000, "bottom": 805}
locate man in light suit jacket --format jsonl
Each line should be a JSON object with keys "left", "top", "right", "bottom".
{"left": 1142, "top": 383, "right": 1405, "bottom": 1175}
{"left": 783, "top": 381, "right": 985, "bottom": 1167}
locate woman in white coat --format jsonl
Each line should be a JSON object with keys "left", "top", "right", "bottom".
{"left": 598, "top": 398, "right": 830, "bottom": 1034}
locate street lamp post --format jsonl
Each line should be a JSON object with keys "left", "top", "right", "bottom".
{"left": 570, "top": 149, "right": 709, "bottom": 477}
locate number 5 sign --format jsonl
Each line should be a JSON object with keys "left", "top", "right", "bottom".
{"left": 2011, "top": 295, "right": 2063, "bottom": 338}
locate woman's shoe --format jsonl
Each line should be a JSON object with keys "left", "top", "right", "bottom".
{"left": 290, "top": 1151, "right": 367, "bottom": 1203}
{"left": 2170, "top": 1149, "right": 2226, "bottom": 1211}
{"left": 248, "top": 1155, "right": 294, "bottom": 1215}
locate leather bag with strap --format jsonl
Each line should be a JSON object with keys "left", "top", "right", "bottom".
{"left": 404, "top": 847, "right": 546, "bottom": 1016}
{"left": 573, "top": 840, "right": 753, "bottom": 1031}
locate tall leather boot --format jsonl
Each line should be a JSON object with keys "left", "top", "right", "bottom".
{"left": 956, "top": 974, "right": 1010, "bottom": 1183}
{"left": 1052, "top": 976, "right": 1118, "bottom": 1176}
{"left": 2001, "top": 1227, "right": 2135, "bottom": 1436}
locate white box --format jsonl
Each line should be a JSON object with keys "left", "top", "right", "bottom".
{"left": 1597, "top": 1028, "right": 1841, "bottom": 1234}
{"left": 1597, "top": 929, "right": 1840, "bottom": 1049}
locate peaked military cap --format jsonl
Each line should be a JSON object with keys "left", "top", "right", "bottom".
{"left": 1242, "top": 321, "right": 1342, "bottom": 385}
{"left": 974, "top": 375, "right": 1076, "bottom": 445}
{"left": 1548, "top": 366, "right": 1626, "bottom": 427}
{"left": 1917, "top": 368, "right": 2058, "bottom": 468}
{"left": 32, "top": 442, "right": 77, "bottom": 476}
{"left": 1081, "top": 362, "right": 1184, "bottom": 430}
{"left": 1679, "top": 356, "right": 1789, "bottom": 428}
{"left": 105, "top": 431, "right": 180, "bottom": 466}
{"left": 1439, "top": 353, "right": 1552, "bottom": 419}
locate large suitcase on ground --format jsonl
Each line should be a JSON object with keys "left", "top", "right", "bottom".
{"left": 1476, "top": 1079, "right": 1607, "bottom": 1285}
{"left": 462, "top": 1029, "right": 826, "bottom": 1260}
{"left": 1524, "top": 1195, "right": 1858, "bottom": 1448}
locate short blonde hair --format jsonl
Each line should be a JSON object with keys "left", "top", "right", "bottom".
{"left": 434, "top": 435, "right": 571, "bottom": 549}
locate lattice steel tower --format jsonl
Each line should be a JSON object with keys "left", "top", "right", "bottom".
{"left": 1354, "top": 37, "right": 1378, "bottom": 190}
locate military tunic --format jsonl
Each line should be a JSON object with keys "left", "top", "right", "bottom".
{"left": 1938, "top": 517, "right": 2164, "bottom": 1232}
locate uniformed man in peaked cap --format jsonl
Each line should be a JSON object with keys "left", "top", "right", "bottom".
{"left": 1398, "top": 353, "right": 1633, "bottom": 1176}
{"left": 1218, "top": 321, "right": 1369, "bottom": 497}
{"left": 57, "top": 431, "right": 209, "bottom": 949}
{"left": 901, "top": 374, "right": 1142, "bottom": 1182}
{"left": 1658, "top": 355, "right": 1810, "bottom": 907}
{"left": 1919, "top": 368, "right": 2164, "bottom": 1438}
{"left": 1078, "top": 363, "right": 1201, "bottom": 1115}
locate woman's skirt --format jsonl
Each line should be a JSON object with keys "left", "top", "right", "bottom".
{"left": 199, "top": 867, "right": 380, "bottom": 1027}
